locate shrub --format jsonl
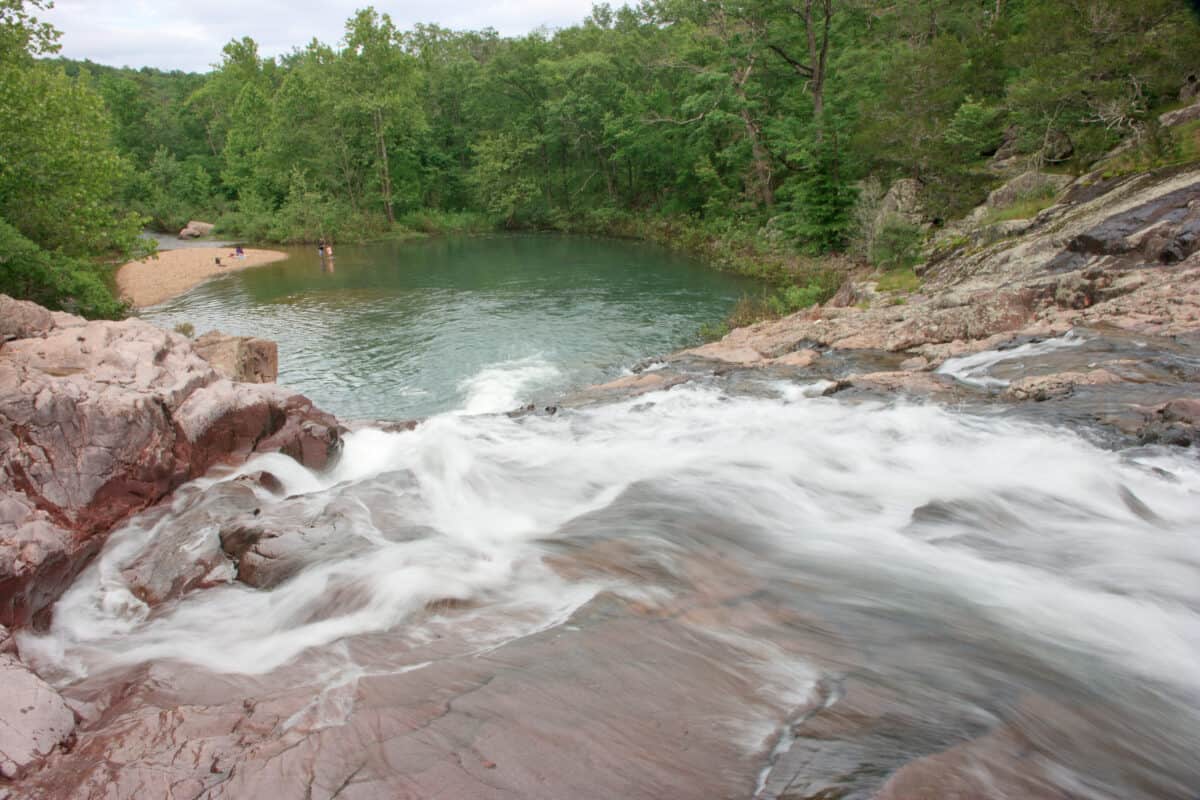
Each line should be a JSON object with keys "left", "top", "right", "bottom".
{"left": 870, "top": 218, "right": 924, "bottom": 271}
{"left": 0, "top": 217, "right": 126, "bottom": 318}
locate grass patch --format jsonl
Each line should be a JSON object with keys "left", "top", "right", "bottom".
{"left": 979, "top": 182, "right": 1061, "bottom": 225}
{"left": 980, "top": 193, "right": 1058, "bottom": 224}
{"left": 1098, "top": 119, "right": 1200, "bottom": 179}
{"left": 875, "top": 268, "right": 921, "bottom": 293}
{"left": 1176, "top": 119, "right": 1200, "bottom": 162}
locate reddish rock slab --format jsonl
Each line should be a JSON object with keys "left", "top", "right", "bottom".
{"left": 193, "top": 331, "right": 279, "bottom": 384}
{"left": 0, "top": 653, "right": 75, "bottom": 781}
{"left": 0, "top": 296, "right": 343, "bottom": 628}
{"left": 874, "top": 724, "right": 1077, "bottom": 800}
{"left": 1006, "top": 369, "right": 1123, "bottom": 402}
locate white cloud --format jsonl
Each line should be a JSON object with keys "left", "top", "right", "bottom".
{"left": 43, "top": 0, "right": 601, "bottom": 72}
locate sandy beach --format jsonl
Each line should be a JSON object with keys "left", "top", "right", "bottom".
{"left": 116, "top": 247, "right": 288, "bottom": 308}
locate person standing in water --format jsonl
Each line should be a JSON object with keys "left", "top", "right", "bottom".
{"left": 317, "top": 237, "right": 326, "bottom": 256}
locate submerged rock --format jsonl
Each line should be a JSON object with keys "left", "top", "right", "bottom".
{"left": 1138, "top": 397, "right": 1200, "bottom": 446}
{"left": 1006, "top": 369, "right": 1123, "bottom": 402}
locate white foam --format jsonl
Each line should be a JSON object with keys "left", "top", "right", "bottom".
{"left": 456, "top": 356, "right": 561, "bottom": 415}
{"left": 937, "top": 330, "right": 1085, "bottom": 388}
{"left": 20, "top": 382, "right": 1200, "bottom": 722}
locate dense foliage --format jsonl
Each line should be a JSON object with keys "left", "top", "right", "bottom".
{"left": 3, "top": 0, "right": 1199, "bottom": 316}
{"left": 0, "top": 0, "right": 143, "bottom": 317}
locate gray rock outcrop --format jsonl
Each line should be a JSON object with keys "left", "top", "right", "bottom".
{"left": 984, "top": 170, "right": 1072, "bottom": 210}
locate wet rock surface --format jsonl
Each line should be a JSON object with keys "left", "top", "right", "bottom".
{"left": 0, "top": 299, "right": 342, "bottom": 628}
{"left": 673, "top": 167, "right": 1200, "bottom": 449}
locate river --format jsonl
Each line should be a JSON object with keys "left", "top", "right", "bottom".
{"left": 16, "top": 238, "right": 1200, "bottom": 798}
{"left": 138, "top": 234, "right": 758, "bottom": 419}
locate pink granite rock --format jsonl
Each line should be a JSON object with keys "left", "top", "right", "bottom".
{"left": 0, "top": 296, "right": 343, "bottom": 627}
{"left": 0, "top": 653, "right": 75, "bottom": 780}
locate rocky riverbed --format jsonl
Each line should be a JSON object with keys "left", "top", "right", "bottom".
{"left": 1, "top": 164, "right": 1199, "bottom": 799}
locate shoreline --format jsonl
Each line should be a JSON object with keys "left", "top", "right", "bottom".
{"left": 116, "top": 246, "right": 289, "bottom": 308}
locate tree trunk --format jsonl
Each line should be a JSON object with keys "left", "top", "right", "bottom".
{"left": 733, "top": 58, "right": 774, "bottom": 208}
{"left": 373, "top": 108, "right": 395, "bottom": 226}
{"left": 805, "top": 0, "right": 832, "bottom": 136}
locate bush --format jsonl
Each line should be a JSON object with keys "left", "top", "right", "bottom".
{"left": 394, "top": 209, "right": 497, "bottom": 235}
{"left": 871, "top": 218, "right": 924, "bottom": 271}
{"left": 0, "top": 217, "right": 126, "bottom": 318}
{"left": 768, "top": 269, "right": 842, "bottom": 315}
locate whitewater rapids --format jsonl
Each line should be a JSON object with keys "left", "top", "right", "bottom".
{"left": 19, "top": 365, "right": 1200, "bottom": 799}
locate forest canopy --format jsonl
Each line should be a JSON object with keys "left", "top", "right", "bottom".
{"left": 2, "top": 0, "right": 1199, "bottom": 316}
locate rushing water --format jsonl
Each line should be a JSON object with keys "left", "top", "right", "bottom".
{"left": 23, "top": 366, "right": 1200, "bottom": 797}
{"left": 20, "top": 243, "right": 1200, "bottom": 796}
{"left": 139, "top": 235, "right": 757, "bottom": 419}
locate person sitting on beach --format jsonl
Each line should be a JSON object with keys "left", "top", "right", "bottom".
{"left": 215, "top": 256, "right": 223, "bottom": 268}
{"left": 235, "top": 246, "right": 245, "bottom": 258}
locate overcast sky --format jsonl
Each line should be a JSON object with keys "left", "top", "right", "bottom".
{"left": 42, "top": 1, "right": 601, "bottom": 72}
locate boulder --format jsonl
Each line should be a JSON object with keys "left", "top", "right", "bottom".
{"left": 0, "top": 296, "right": 56, "bottom": 343}
{"left": 0, "top": 653, "right": 75, "bottom": 780}
{"left": 219, "top": 520, "right": 371, "bottom": 589}
{"left": 1138, "top": 397, "right": 1200, "bottom": 446}
{"left": 193, "top": 331, "right": 278, "bottom": 383}
{"left": 1051, "top": 182, "right": 1200, "bottom": 266}
{"left": 1180, "top": 73, "right": 1199, "bottom": 104}
{"left": 174, "top": 381, "right": 343, "bottom": 472}
{"left": 990, "top": 124, "right": 1022, "bottom": 163}
{"left": 1159, "top": 101, "right": 1200, "bottom": 129}
{"left": 0, "top": 297, "right": 343, "bottom": 627}
{"left": 1043, "top": 129, "right": 1074, "bottom": 163}
{"left": 985, "top": 170, "right": 1072, "bottom": 209}
{"left": 769, "top": 348, "right": 820, "bottom": 368}
{"left": 177, "top": 221, "right": 215, "bottom": 240}
{"left": 1006, "top": 369, "right": 1122, "bottom": 402}
{"left": 679, "top": 342, "right": 766, "bottom": 365}
{"left": 876, "top": 178, "right": 925, "bottom": 228}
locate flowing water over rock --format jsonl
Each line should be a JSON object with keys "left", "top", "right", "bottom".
{"left": 12, "top": 232, "right": 1200, "bottom": 798}
{"left": 16, "top": 366, "right": 1200, "bottom": 798}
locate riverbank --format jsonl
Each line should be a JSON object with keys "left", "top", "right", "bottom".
{"left": 116, "top": 247, "right": 288, "bottom": 308}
